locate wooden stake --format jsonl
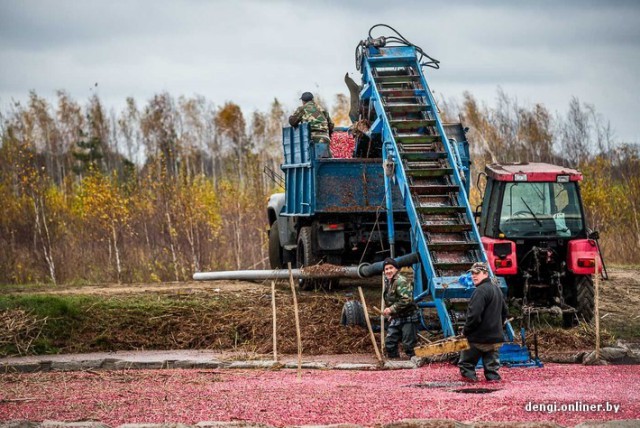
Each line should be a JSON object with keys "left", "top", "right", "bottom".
{"left": 271, "top": 281, "right": 278, "bottom": 362}
{"left": 288, "top": 263, "right": 303, "bottom": 379}
{"left": 594, "top": 256, "right": 600, "bottom": 360}
{"left": 380, "top": 275, "right": 385, "bottom": 354}
{"left": 358, "top": 286, "right": 383, "bottom": 363}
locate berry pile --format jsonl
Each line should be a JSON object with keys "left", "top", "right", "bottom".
{"left": 330, "top": 132, "right": 355, "bottom": 159}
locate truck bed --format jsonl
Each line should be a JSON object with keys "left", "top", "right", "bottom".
{"left": 281, "top": 125, "right": 403, "bottom": 216}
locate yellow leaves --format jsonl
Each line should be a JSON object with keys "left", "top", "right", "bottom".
{"left": 331, "top": 93, "right": 351, "bottom": 127}
{"left": 580, "top": 156, "right": 632, "bottom": 231}
{"left": 170, "top": 174, "right": 222, "bottom": 237}
{"left": 73, "top": 172, "right": 130, "bottom": 233}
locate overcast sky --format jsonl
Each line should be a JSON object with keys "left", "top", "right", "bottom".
{"left": 1, "top": 0, "right": 639, "bottom": 143}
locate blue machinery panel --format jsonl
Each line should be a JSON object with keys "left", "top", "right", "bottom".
{"left": 281, "top": 124, "right": 405, "bottom": 216}
{"left": 281, "top": 125, "right": 314, "bottom": 216}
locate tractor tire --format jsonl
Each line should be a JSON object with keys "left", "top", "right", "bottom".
{"left": 340, "top": 300, "right": 367, "bottom": 328}
{"left": 562, "top": 312, "right": 577, "bottom": 328}
{"left": 576, "top": 275, "right": 595, "bottom": 323}
{"left": 268, "top": 222, "right": 283, "bottom": 269}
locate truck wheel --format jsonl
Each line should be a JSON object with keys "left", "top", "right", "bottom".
{"left": 297, "top": 227, "right": 318, "bottom": 291}
{"left": 340, "top": 300, "right": 367, "bottom": 328}
{"left": 576, "top": 275, "right": 595, "bottom": 323}
{"left": 296, "top": 227, "right": 337, "bottom": 291}
{"left": 268, "top": 222, "right": 283, "bottom": 269}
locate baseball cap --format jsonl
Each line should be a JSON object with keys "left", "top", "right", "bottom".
{"left": 467, "top": 262, "right": 489, "bottom": 274}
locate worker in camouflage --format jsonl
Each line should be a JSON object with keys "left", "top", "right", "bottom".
{"left": 289, "top": 92, "right": 335, "bottom": 158}
{"left": 382, "top": 257, "right": 419, "bottom": 359}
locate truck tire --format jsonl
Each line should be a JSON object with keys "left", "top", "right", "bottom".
{"left": 268, "top": 222, "right": 282, "bottom": 269}
{"left": 296, "top": 227, "right": 318, "bottom": 291}
{"left": 340, "top": 300, "right": 367, "bottom": 328}
{"left": 576, "top": 275, "right": 595, "bottom": 323}
{"left": 296, "top": 227, "right": 340, "bottom": 291}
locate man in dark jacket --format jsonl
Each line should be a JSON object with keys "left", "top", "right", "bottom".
{"left": 459, "top": 262, "right": 508, "bottom": 382}
{"left": 289, "top": 92, "right": 334, "bottom": 158}
{"left": 382, "top": 257, "right": 419, "bottom": 359}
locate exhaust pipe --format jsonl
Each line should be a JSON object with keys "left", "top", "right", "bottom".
{"left": 193, "top": 252, "right": 419, "bottom": 281}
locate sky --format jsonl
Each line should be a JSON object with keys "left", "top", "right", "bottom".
{"left": 1, "top": 0, "right": 639, "bottom": 143}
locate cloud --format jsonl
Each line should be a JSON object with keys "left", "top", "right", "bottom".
{"left": 0, "top": 0, "right": 638, "bottom": 142}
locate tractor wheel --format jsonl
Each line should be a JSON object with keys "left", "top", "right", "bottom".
{"left": 268, "top": 222, "right": 283, "bottom": 269}
{"left": 340, "top": 300, "right": 367, "bottom": 328}
{"left": 576, "top": 275, "right": 595, "bottom": 323}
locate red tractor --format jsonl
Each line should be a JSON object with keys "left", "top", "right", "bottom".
{"left": 477, "top": 163, "right": 604, "bottom": 326}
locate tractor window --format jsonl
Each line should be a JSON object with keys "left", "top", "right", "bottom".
{"left": 498, "top": 182, "right": 584, "bottom": 237}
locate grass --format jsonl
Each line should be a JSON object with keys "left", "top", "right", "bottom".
{"left": 0, "top": 293, "right": 236, "bottom": 356}
{"left": 0, "top": 288, "right": 374, "bottom": 358}
{"left": 0, "top": 295, "right": 88, "bottom": 355}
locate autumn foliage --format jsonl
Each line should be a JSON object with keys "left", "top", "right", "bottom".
{"left": 0, "top": 92, "right": 286, "bottom": 285}
{"left": 0, "top": 90, "right": 637, "bottom": 285}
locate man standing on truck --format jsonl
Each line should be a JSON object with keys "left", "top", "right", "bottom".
{"left": 459, "top": 262, "right": 508, "bottom": 382}
{"left": 382, "top": 257, "right": 419, "bottom": 359}
{"left": 289, "top": 92, "right": 334, "bottom": 158}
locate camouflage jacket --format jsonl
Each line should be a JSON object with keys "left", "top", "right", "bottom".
{"left": 384, "top": 273, "right": 418, "bottom": 318}
{"left": 288, "top": 101, "right": 334, "bottom": 143}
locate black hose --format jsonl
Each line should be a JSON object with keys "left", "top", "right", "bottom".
{"left": 357, "top": 252, "right": 420, "bottom": 278}
{"left": 356, "top": 24, "right": 440, "bottom": 70}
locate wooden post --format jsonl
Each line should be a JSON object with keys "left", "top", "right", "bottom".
{"left": 288, "top": 263, "right": 303, "bottom": 379}
{"left": 271, "top": 281, "right": 278, "bottom": 362}
{"left": 380, "top": 274, "right": 385, "bottom": 354}
{"left": 358, "top": 286, "right": 383, "bottom": 363}
{"left": 594, "top": 256, "right": 600, "bottom": 359}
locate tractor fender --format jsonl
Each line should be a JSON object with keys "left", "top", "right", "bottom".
{"left": 481, "top": 236, "right": 518, "bottom": 275}
{"left": 566, "top": 239, "right": 603, "bottom": 275}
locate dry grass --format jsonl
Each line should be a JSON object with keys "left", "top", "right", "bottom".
{"left": 529, "top": 322, "right": 615, "bottom": 353}
{"left": 0, "top": 309, "right": 47, "bottom": 355}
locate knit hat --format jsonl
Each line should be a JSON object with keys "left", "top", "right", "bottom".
{"left": 383, "top": 257, "right": 399, "bottom": 269}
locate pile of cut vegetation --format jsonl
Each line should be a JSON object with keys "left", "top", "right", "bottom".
{"left": 0, "top": 287, "right": 372, "bottom": 357}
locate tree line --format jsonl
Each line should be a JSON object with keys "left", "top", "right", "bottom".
{"left": 442, "top": 89, "right": 639, "bottom": 264}
{"left": 0, "top": 89, "right": 637, "bottom": 285}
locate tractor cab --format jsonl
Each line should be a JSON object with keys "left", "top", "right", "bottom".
{"left": 480, "top": 163, "right": 587, "bottom": 241}
{"left": 477, "top": 163, "right": 600, "bottom": 324}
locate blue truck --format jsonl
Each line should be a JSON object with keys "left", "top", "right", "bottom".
{"left": 267, "top": 124, "right": 411, "bottom": 290}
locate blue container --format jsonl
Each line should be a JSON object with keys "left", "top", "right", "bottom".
{"left": 281, "top": 125, "right": 403, "bottom": 216}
